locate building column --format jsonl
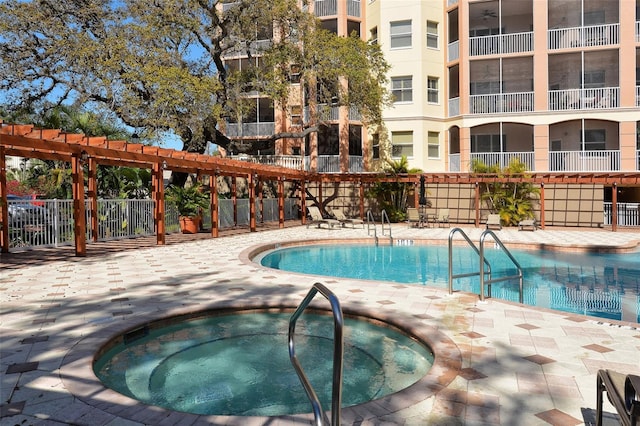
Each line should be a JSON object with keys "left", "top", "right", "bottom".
{"left": 459, "top": 126, "right": 471, "bottom": 171}
{"left": 534, "top": 124, "right": 550, "bottom": 172}
{"left": 619, "top": 121, "right": 637, "bottom": 171}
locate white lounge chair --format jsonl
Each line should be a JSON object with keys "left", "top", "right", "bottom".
{"left": 486, "top": 214, "right": 502, "bottom": 230}
{"left": 406, "top": 208, "right": 425, "bottom": 228}
{"left": 307, "top": 206, "right": 341, "bottom": 229}
{"left": 518, "top": 219, "right": 537, "bottom": 231}
{"left": 435, "top": 208, "right": 450, "bottom": 228}
{"left": 330, "top": 209, "right": 365, "bottom": 228}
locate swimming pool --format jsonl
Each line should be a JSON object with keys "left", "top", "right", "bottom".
{"left": 93, "top": 310, "right": 434, "bottom": 416}
{"left": 259, "top": 243, "right": 640, "bottom": 323}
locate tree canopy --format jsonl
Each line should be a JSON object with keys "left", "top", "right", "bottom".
{"left": 0, "top": 0, "right": 390, "bottom": 155}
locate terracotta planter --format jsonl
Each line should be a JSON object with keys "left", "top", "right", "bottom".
{"left": 179, "top": 216, "right": 201, "bottom": 234}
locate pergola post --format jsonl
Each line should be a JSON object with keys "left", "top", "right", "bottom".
{"left": 232, "top": 176, "right": 237, "bottom": 227}
{"left": 249, "top": 173, "right": 256, "bottom": 232}
{"left": 72, "top": 153, "right": 87, "bottom": 256}
{"left": 278, "top": 177, "right": 285, "bottom": 228}
{"left": 359, "top": 180, "right": 365, "bottom": 220}
{"left": 211, "top": 172, "right": 219, "bottom": 237}
{"left": 612, "top": 183, "right": 618, "bottom": 232}
{"left": 87, "top": 158, "right": 98, "bottom": 242}
{"left": 539, "top": 182, "right": 545, "bottom": 229}
{"left": 258, "top": 177, "right": 264, "bottom": 224}
{"left": 300, "top": 179, "right": 306, "bottom": 225}
{"left": 152, "top": 162, "right": 166, "bottom": 245}
{"left": 474, "top": 182, "right": 480, "bottom": 227}
{"left": 0, "top": 146, "right": 8, "bottom": 253}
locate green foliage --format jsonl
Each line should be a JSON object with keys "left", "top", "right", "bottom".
{"left": 366, "top": 156, "right": 422, "bottom": 222}
{"left": 165, "top": 183, "right": 210, "bottom": 217}
{"left": 0, "top": 0, "right": 391, "bottom": 154}
{"left": 471, "top": 158, "right": 540, "bottom": 226}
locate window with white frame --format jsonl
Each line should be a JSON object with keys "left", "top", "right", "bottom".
{"left": 427, "top": 132, "right": 440, "bottom": 158}
{"left": 391, "top": 76, "right": 413, "bottom": 103}
{"left": 391, "top": 131, "right": 413, "bottom": 158}
{"left": 426, "top": 21, "right": 438, "bottom": 49}
{"left": 390, "top": 20, "right": 412, "bottom": 48}
{"left": 369, "top": 26, "right": 378, "bottom": 44}
{"left": 427, "top": 77, "right": 439, "bottom": 103}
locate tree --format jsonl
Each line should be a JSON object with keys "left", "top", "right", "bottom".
{"left": 367, "top": 156, "right": 422, "bottom": 222}
{"left": 471, "top": 158, "right": 540, "bottom": 226}
{"left": 0, "top": 0, "right": 391, "bottom": 169}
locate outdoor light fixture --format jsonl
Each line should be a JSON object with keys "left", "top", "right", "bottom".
{"left": 162, "top": 160, "right": 168, "bottom": 170}
{"left": 132, "top": 133, "right": 140, "bottom": 143}
{"left": 79, "top": 150, "right": 89, "bottom": 165}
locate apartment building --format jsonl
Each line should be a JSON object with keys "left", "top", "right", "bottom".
{"left": 221, "top": 0, "right": 367, "bottom": 173}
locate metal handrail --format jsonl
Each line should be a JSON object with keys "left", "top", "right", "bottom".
{"left": 366, "top": 210, "right": 378, "bottom": 245}
{"left": 288, "top": 283, "right": 344, "bottom": 426}
{"left": 448, "top": 228, "right": 491, "bottom": 295}
{"left": 380, "top": 209, "right": 393, "bottom": 243}
{"left": 479, "top": 230, "right": 524, "bottom": 303}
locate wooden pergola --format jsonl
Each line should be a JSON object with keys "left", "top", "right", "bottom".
{"left": 2, "top": 121, "right": 640, "bottom": 256}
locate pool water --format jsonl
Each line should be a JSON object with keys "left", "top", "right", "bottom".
{"left": 94, "top": 312, "right": 433, "bottom": 416}
{"left": 259, "top": 244, "right": 640, "bottom": 323}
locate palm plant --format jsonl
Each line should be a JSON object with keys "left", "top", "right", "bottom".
{"left": 367, "top": 156, "right": 422, "bottom": 222}
{"left": 165, "top": 183, "right": 210, "bottom": 218}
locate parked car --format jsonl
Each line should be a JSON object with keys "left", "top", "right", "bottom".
{"left": 7, "top": 194, "right": 51, "bottom": 231}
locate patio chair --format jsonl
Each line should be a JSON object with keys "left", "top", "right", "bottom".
{"left": 435, "top": 209, "right": 450, "bottom": 228}
{"left": 330, "top": 208, "right": 365, "bottom": 228}
{"left": 596, "top": 369, "right": 640, "bottom": 426}
{"left": 485, "top": 214, "right": 502, "bottom": 230}
{"left": 518, "top": 219, "right": 537, "bottom": 231}
{"left": 307, "top": 206, "right": 341, "bottom": 229}
{"left": 406, "top": 207, "right": 424, "bottom": 228}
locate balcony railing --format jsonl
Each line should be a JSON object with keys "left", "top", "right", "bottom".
{"left": 314, "top": 0, "right": 337, "bottom": 16}
{"left": 548, "top": 87, "right": 619, "bottom": 111}
{"left": 304, "top": 155, "right": 363, "bottom": 173}
{"left": 304, "top": 104, "right": 340, "bottom": 122}
{"left": 469, "top": 92, "right": 534, "bottom": 114}
{"left": 230, "top": 154, "right": 303, "bottom": 170}
{"left": 448, "top": 40, "right": 459, "bottom": 62}
{"left": 549, "top": 150, "right": 620, "bottom": 172}
{"left": 470, "top": 152, "right": 535, "bottom": 171}
{"left": 637, "top": 21, "right": 640, "bottom": 42}
{"left": 448, "top": 97, "right": 460, "bottom": 116}
{"left": 347, "top": 0, "right": 360, "bottom": 17}
{"left": 469, "top": 31, "right": 533, "bottom": 56}
{"left": 448, "top": 154, "right": 461, "bottom": 172}
{"left": 548, "top": 23, "right": 619, "bottom": 50}
{"left": 224, "top": 122, "right": 275, "bottom": 138}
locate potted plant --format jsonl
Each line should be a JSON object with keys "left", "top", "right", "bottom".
{"left": 165, "top": 183, "right": 210, "bottom": 234}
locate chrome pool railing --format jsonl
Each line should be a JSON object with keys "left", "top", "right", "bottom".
{"left": 288, "top": 283, "right": 344, "bottom": 426}
{"left": 448, "top": 228, "right": 492, "bottom": 295}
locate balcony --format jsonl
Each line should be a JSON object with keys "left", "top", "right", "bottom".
{"left": 549, "top": 150, "right": 620, "bottom": 172}
{"left": 448, "top": 40, "right": 459, "bottom": 62}
{"left": 469, "top": 92, "right": 534, "bottom": 114}
{"left": 448, "top": 154, "right": 460, "bottom": 172}
{"left": 470, "top": 152, "right": 535, "bottom": 171}
{"left": 230, "top": 154, "right": 303, "bottom": 170}
{"left": 548, "top": 24, "right": 619, "bottom": 50}
{"left": 314, "top": 0, "right": 337, "bottom": 17}
{"left": 548, "top": 87, "right": 619, "bottom": 111}
{"left": 448, "top": 97, "right": 460, "bottom": 117}
{"left": 304, "top": 104, "right": 362, "bottom": 122}
{"left": 224, "top": 122, "right": 275, "bottom": 138}
{"left": 469, "top": 31, "right": 533, "bottom": 56}
{"left": 304, "top": 155, "right": 363, "bottom": 173}
{"left": 346, "top": 0, "right": 360, "bottom": 17}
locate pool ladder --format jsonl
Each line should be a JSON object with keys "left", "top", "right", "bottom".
{"left": 289, "top": 282, "right": 343, "bottom": 426}
{"left": 366, "top": 209, "right": 393, "bottom": 246}
{"left": 448, "top": 228, "right": 524, "bottom": 303}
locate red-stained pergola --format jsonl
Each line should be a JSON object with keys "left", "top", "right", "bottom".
{"left": 2, "top": 121, "right": 640, "bottom": 256}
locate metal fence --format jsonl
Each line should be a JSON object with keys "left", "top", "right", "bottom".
{"left": 5, "top": 197, "right": 300, "bottom": 250}
{"left": 604, "top": 202, "right": 640, "bottom": 227}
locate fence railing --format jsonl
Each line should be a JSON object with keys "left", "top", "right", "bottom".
{"left": 469, "top": 92, "right": 534, "bottom": 114}
{"left": 314, "top": 0, "right": 337, "bottom": 16}
{"left": 5, "top": 197, "right": 300, "bottom": 250}
{"left": 303, "top": 155, "right": 363, "bottom": 173}
{"left": 230, "top": 154, "right": 304, "bottom": 170}
{"left": 448, "top": 154, "right": 461, "bottom": 172}
{"left": 548, "top": 87, "right": 619, "bottom": 111}
{"left": 470, "top": 152, "right": 535, "bottom": 171}
{"left": 448, "top": 97, "right": 460, "bottom": 116}
{"left": 549, "top": 150, "right": 620, "bottom": 172}
{"left": 548, "top": 23, "right": 619, "bottom": 50}
{"left": 469, "top": 31, "right": 533, "bottom": 56}
{"left": 604, "top": 202, "right": 640, "bottom": 227}
{"left": 448, "top": 40, "right": 459, "bottom": 62}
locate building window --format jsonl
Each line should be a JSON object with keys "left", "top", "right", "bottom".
{"left": 390, "top": 20, "right": 412, "bottom": 48}
{"left": 391, "top": 131, "right": 413, "bottom": 157}
{"left": 427, "top": 132, "right": 439, "bottom": 158}
{"left": 372, "top": 133, "right": 380, "bottom": 159}
{"left": 290, "top": 105, "right": 302, "bottom": 127}
{"left": 347, "top": 20, "right": 361, "bottom": 37}
{"left": 427, "top": 77, "right": 438, "bottom": 103}
{"left": 289, "top": 64, "right": 301, "bottom": 84}
{"left": 426, "top": 21, "right": 438, "bottom": 49}
{"left": 581, "top": 129, "right": 606, "bottom": 151}
{"left": 369, "top": 26, "right": 378, "bottom": 44}
{"left": 391, "top": 76, "right": 413, "bottom": 103}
